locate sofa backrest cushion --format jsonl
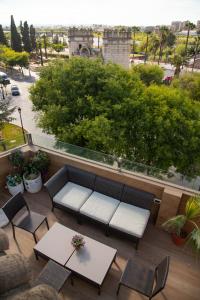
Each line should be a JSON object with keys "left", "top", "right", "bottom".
{"left": 94, "top": 176, "right": 124, "bottom": 200}
{"left": 44, "top": 166, "right": 68, "bottom": 198}
{"left": 67, "top": 165, "right": 96, "bottom": 189}
{"left": 121, "top": 186, "right": 154, "bottom": 210}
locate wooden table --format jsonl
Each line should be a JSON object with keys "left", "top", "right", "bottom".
{"left": 34, "top": 222, "right": 117, "bottom": 294}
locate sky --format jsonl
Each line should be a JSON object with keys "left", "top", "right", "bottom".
{"left": 0, "top": 0, "right": 199, "bottom": 26}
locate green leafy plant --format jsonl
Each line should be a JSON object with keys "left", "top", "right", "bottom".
{"left": 9, "top": 149, "right": 24, "bottom": 169}
{"left": 6, "top": 174, "right": 22, "bottom": 186}
{"left": 23, "top": 162, "right": 39, "bottom": 180}
{"left": 31, "top": 150, "right": 50, "bottom": 174}
{"left": 163, "top": 196, "right": 200, "bottom": 252}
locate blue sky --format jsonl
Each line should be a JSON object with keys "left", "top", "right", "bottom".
{"left": 0, "top": 0, "right": 199, "bottom": 26}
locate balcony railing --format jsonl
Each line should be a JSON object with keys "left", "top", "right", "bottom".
{"left": 31, "top": 133, "right": 200, "bottom": 192}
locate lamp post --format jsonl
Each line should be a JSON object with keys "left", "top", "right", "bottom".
{"left": 18, "top": 107, "right": 26, "bottom": 143}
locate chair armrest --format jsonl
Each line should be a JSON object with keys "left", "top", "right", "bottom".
{"left": 13, "top": 284, "right": 62, "bottom": 300}
{"left": 0, "top": 254, "right": 31, "bottom": 295}
{"left": 0, "top": 228, "right": 9, "bottom": 252}
{"left": 44, "top": 166, "right": 68, "bottom": 198}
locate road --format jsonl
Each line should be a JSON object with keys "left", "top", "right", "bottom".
{"left": 7, "top": 69, "right": 49, "bottom": 139}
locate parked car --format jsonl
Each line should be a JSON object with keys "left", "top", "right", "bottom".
{"left": 11, "top": 85, "right": 20, "bottom": 96}
{"left": 0, "top": 72, "right": 10, "bottom": 85}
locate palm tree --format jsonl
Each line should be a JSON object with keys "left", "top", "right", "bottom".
{"left": 157, "top": 26, "right": 169, "bottom": 64}
{"left": 184, "top": 21, "right": 196, "bottom": 56}
{"left": 131, "top": 26, "right": 140, "bottom": 54}
{"left": 149, "top": 33, "right": 160, "bottom": 61}
{"left": 144, "top": 29, "right": 152, "bottom": 63}
{"left": 192, "top": 30, "right": 200, "bottom": 71}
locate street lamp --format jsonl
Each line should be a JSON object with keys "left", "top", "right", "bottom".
{"left": 18, "top": 107, "right": 26, "bottom": 143}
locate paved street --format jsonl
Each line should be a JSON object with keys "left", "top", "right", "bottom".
{"left": 6, "top": 69, "right": 48, "bottom": 138}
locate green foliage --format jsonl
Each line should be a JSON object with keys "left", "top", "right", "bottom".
{"left": 163, "top": 215, "right": 187, "bottom": 236}
{"left": 172, "top": 73, "right": 200, "bottom": 101}
{"left": 52, "top": 43, "right": 64, "bottom": 53}
{"left": 31, "top": 150, "right": 50, "bottom": 173}
{"left": 132, "top": 64, "right": 164, "bottom": 86}
{"left": 30, "top": 25, "right": 36, "bottom": 50}
{"left": 6, "top": 174, "right": 22, "bottom": 186}
{"left": 21, "top": 21, "right": 32, "bottom": 52}
{"left": 0, "top": 25, "right": 8, "bottom": 46}
{"left": 0, "top": 45, "right": 29, "bottom": 68}
{"left": 10, "top": 15, "right": 22, "bottom": 52}
{"left": 0, "top": 98, "right": 15, "bottom": 130}
{"left": 163, "top": 195, "right": 200, "bottom": 253}
{"left": 9, "top": 149, "right": 24, "bottom": 168}
{"left": 30, "top": 58, "right": 200, "bottom": 177}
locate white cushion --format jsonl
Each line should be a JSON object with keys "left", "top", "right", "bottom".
{"left": 109, "top": 202, "right": 150, "bottom": 238}
{"left": 80, "top": 191, "right": 120, "bottom": 224}
{"left": 53, "top": 182, "right": 92, "bottom": 212}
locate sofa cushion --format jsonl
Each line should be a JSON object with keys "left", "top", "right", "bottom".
{"left": 80, "top": 192, "right": 120, "bottom": 224}
{"left": 67, "top": 166, "right": 96, "bottom": 190}
{"left": 94, "top": 176, "right": 124, "bottom": 200}
{"left": 121, "top": 186, "right": 154, "bottom": 210}
{"left": 109, "top": 202, "right": 150, "bottom": 238}
{"left": 53, "top": 182, "right": 92, "bottom": 212}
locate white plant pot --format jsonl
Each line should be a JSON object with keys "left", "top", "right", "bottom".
{"left": 7, "top": 181, "right": 24, "bottom": 196}
{"left": 23, "top": 172, "right": 42, "bottom": 193}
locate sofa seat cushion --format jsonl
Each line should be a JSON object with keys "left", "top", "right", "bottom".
{"left": 109, "top": 202, "right": 150, "bottom": 238}
{"left": 53, "top": 182, "right": 92, "bottom": 212}
{"left": 80, "top": 192, "right": 120, "bottom": 224}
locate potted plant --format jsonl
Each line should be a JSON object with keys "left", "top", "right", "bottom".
{"left": 31, "top": 150, "right": 50, "bottom": 180}
{"left": 6, "top": 174, "right": 24, "bottom": 196}
{"left": 162, "top": 195, "right": 200, "bottom": 251}
{"left": 22, "top": 150, "right": 50, "bottom": 193}
{"left": 9, "top": 150, "right": 25, "bottom": 174}
{"left": 23, "top": 162, "right": 42, "bottom": 193}
{"left": 71, "top": 235, "right": 85, "bottom": 250}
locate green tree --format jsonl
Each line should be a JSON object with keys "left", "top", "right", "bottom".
{"left": 21, "top": 21, "right": 32, "bottom": 52}
{"left": 0, "top": 98, "right": 15, "bottom": 129}
{"left": 184, "top": 21, "right": 196, "bottom": 56}
{"left": 30, "top": 25, "right": 36, "bottom": 51}
{"left": 132, "top": 64, "right": 164, "bottom": 86}
{"left": 131, "top": 26, "right": 140, "bottom": 53}
{"left": 30, "top": 58, "right": 200, "bottom": 177}
{"left": 158, "top": 26, "right": 169, "bottom": 64}
{"left": 0, "top": 25, "right": 8, "bottom": 46}
{"left": 149, "top": 33, "right": 160, "bottom": 60}
{"left": 172, "top": 72, "right": 200, "bottom": 101}
{"left": 52, "top": 43, "right": 64, "bottom": 53}
{"left": 10, "top": 15, "right": 22, "bottom": 52}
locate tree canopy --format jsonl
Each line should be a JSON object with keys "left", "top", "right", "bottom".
{"left": 0, "top": 25, "right": 8, "bottom": 46}
{"left": 132, "top": 64, "right": 164, "bottom": 86}
{"left": 30, "top": 58, "right": 200, "bottom": 177}
{"left": 0, "top": 45, "right": 29, "bottom": 68}
{"left": 10, "top": 15, "right": 22, "bottom": 52}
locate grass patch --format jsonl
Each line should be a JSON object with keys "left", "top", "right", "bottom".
{"left": 0, "top": 123, "right": 26, "bottom": 152}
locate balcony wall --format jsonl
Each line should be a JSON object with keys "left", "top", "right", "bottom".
{"left": 0, "top": 145, "right": 196, "bottom": 227}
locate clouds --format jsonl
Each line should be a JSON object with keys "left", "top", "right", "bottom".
{"left": 0, "top": 0, "right": 199, "bottom": 26}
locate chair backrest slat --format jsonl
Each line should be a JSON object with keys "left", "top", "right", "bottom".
{"left": 151, "top": 256, "right": 170, "bottom": 297}
{"left": 2, "top": 193, "right": 27, "bottom": 222}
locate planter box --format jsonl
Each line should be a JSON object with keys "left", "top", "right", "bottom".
{"left": 23, "top": 172, "right": 42, "bottom": 193}
{"left": 7, "top": 181, "right": 24, "bottom": 196}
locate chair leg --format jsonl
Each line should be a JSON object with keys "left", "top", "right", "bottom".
{"left": 135, "top": 239, "right": 139, "bottom": 250}
{"left": 45, "top": 218, "right": 49, "bottom": 230}
{"left": 33, "top": 232, "right": 37, "bottom": 243}
{"left": 12, "top": 224, "right": 16, "bottom": 240}
{"left": 116, "top": 283, "right": 121, "bottom": 295}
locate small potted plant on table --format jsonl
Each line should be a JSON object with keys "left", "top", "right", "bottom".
{"left": 71, "top": 235, "right": 85, "bottom": 250}
{"left": 163, "top": 195, "right": 200, "bottom": 251}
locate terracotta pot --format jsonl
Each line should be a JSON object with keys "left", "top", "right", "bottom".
{"left": 171, "top": 233, "right": 187, "bottom": 246}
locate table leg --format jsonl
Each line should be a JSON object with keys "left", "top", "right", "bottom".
{"left": 34, "top": 249, "right": 39, "bottom": 260}
{"left": 98, "top": 286, "right": 101, "bottom": 295}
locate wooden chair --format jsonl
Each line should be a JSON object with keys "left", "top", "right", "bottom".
{"left": 117, "top": 256, "right": 170, "bottom": 299}
{"left": 2, "top": 192, "right": 49, "bottom": 243}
